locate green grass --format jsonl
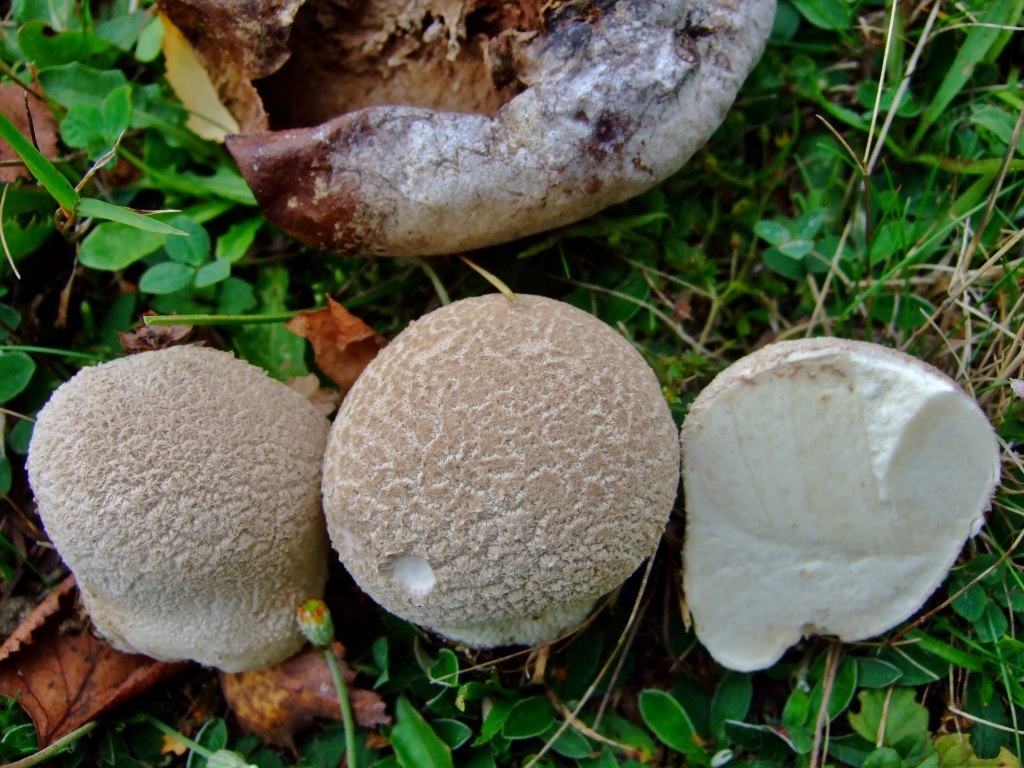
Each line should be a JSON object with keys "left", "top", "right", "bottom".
{"left": 1, "top": 0, "right": 1023, "bottom": 766}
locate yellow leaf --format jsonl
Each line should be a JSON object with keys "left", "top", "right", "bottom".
{"left": 159, "top": 12, "right": 240, "bottom": 142}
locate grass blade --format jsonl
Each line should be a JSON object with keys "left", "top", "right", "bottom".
{"left": 77, "top": 198, "right": 187, "bottom": 235}
{"left": 0, "top": 111, "right": 78, "bottom": 211}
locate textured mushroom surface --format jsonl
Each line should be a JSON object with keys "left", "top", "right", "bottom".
{"left": 27, "top": 346, "right": 331, "bottom": 672}
{"left": 322, "top": 294, "right": 680, "bottom": 647}
{"left": 680, "top": 338, "right": 1001, "bottom": 672}
{"left": 196, "top": 0, "right": 777, "bottom": 255}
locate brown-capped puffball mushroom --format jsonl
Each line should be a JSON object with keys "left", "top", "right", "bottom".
{"left": 159, "top": 0, "right": 776, "bottom": 255}
{"left": 26, "top": 345, "right": 331, "bottom": 672}
{"left": 680, "top": 338, "right": 1002, "bottom": 672}
{"left": 321, "top": 294, "right": 680, "bottom": 647}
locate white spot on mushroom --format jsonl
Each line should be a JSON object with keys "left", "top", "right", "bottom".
{"left": 390, "top": 555, "right": 436, "bottom": 601}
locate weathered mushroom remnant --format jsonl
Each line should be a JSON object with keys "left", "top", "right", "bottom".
{"left": 27, "top": 345, "right": 331, "bottom": 672}
{"left": 321, "top": 294, "right": 680, "bottom": 647}
{"left": 159, "top": 0, "right": 776, "bottom": 255}
{"left": 680, "top": 338, "right": 1002, "bottom": 672}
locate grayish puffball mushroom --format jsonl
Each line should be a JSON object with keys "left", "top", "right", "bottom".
{"left": 680, "top": 338, "right": 1001, "bottom": 672}
{"left": 27, "top": 345, "right": 331, "bottom": 672}
{"left": 321, "top": 294, "right": 680, "bottom": 647}
{"left": 201, "top": 0, "right": 776, "bottom": 255}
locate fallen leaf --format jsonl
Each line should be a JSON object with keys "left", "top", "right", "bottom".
{"left": 0, "top": 576, "right": 188, "bottom": 746}
{"left": 220, "top": 642, "right": 390, "bottom": 748}
{"left": 159, "top": 11, "right": 240, "bottom": 142}
{"left": 0, "top": 84, "right": 60, "bottom": 183}
{"left": 119, "top": 313, "right": 195, "bottom": 352}
{"left": 286, "top": 298, "right": 387, "bottom": 393}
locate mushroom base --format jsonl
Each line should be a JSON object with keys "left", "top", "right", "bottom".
{"left": 430, "top": 598, "right": 596, "bottom": 648}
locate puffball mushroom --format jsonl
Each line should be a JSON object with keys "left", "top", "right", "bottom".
{"left": 321, "top": 294, "right": 680, "bottom": 647}
{"left": 26, "top": 345, "right": 331, "bottom": 672}
{"left": 160, "top": 0, "right": 775, "bottom": 255}
{"left": 680, "top": 338, "right": 1001, "bottom": 672}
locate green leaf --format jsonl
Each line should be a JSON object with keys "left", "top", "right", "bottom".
{"left": 77, "top": 198, "right": 188, "bottom": 235}
{"left": 855, "top": 658, "right": 903, "bottom": 689}
{"left": 187, "top": 718, "right": 229, "bottom": 768}
{"left": 215, "top": 218, "right": 262, "bottom": 263}
{"left": 432, "top": 719, "right": 472, "bottom": 750}
{"left": 789, "top": 0, "right": 850, "bottom": 29}
{"left": 17, "top": 20, "right": 114, "bottom": 67}
{"left": 639, "top": 689, "right": 705, "bottom": 762}
{"left": 809, "top": 657, "right": 858, "bottom": 721}
{"left": 782, "top": 689, "right": 810, "bottom": 730}
{"left": 754, "top": 219, "right": 792, "bottom": 246}
{"left": 428, "top": 648, "right": 460, "bottom": 688}
{"left": 542, "top": 722, "right": 592, "bottom": 759}
{"left": 0, "top": 113, "right": 78, "bottom": 211}
{"left": 195, "top": 259, "right": 231, "bottom": 288}
{"left": 232, "top": 266, "right": 308, "bottom": 380}
{"left": 0, "top": 456, "right": 11, "bottom": 494}
{"left": 863, "top": 746, "right": 903, "bottom": 768}
{"left": 472, "top": 698, "right": 515, "bottom": 746}
{"left": 164, "top": 216, "right": 210, "bottom": 266}
{"left": 391, "top": 697, "right": 454, "bottom": 768}
{"left": 710, "top": 671, "right": 752, "bottom": 741}
{"left": 0, "top": 352, "right": 36, "bottom": 403}
{"left": 502, "top": 696, "right": 556, "bottom": 740}
{"left": 139, "top": 262, "right": 195, "bottom": 294}
{"left": 78, "top": 221, "right": 168, "bottom": 270}
{"left": 915, "top": 0, "right": 1017, "bottom": 144}
{"left": 848, "top": 689, "right": 929, "bottom": 747}
{"left": 37, "top": 63, "right": 128, "bottom": 111}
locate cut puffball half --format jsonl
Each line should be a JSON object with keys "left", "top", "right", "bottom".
{"left": 321, "top": 294, "right": 680, "bottom": 647}
{"left": 679, "top": 338, "right": 1001, "bottom": 672}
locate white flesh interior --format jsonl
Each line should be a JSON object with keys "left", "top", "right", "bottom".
{"left": 682, "top": 344, "right": 1000, "bottom": 671}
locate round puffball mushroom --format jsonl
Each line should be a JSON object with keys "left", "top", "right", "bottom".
{"left": 27, "top": 345, "right": 331, "bottom": 672}
{"left": 321, "top": 294, "right": 680, "bottom": 647}
{"left": 680, "top": 338, "right": 1002, "bottom": 672}
{"left": 160, "top": 0, "right": 775, "bottom": 255}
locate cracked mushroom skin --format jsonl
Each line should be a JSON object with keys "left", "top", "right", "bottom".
{"left": 680, "top": 338, "right": 1002, "bottom": 672}
{"left": 26, "top": 345, "right": 331, "bottom": 672}
{"left": 218, "top": 0, "right": 776, "bottom": 255}
{"left": 321, "top": 294, "right": 680, "bottom": 647}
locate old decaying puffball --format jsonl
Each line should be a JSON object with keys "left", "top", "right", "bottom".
{"left": 27, "top": 345, "right": 331, "bottom": 672}
{"left": 680, "top": 338, "right": 1002, "bottom": 672}
{"left": 321, "top": 294, "right": 680, "bottom": 647}
{"left": 160, "top": 0, "right": 776, "bottom": 256}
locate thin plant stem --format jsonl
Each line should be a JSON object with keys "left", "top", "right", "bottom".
{"left": 323, "top": 646, "right": 359, "bottom": 768}
{"left": 5, "top": 721, "right": 97, "bottom": 768}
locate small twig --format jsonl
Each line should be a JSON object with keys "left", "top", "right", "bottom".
{"left": 808, "top": 642, "right": 841, "bottom": 768}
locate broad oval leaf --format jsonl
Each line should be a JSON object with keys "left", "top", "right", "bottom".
{"left": 432, "top": 719, "right": 473, "bottom": 750}
{"left": 710, "top": 671, "right": 752, "bottom": 740}
{"left": 139, "top": 261, "right": 195, "bottom": 294}
{"left": 501, "top": 696, "right": 556, "bottom": 740}
{"left": 79, "top": 221, "right": 167, "bottom": 270}
{"left": 638, "top": 689, "right": 698, "bottom": 754}
{"left": 0, "top": 351, "right": 35, "bottom": 403}
{"left": 391, "top": 696, "right": 453, "bottom": 768}
{"left": 789, "top": 0, "right": 850, "bottom": 30}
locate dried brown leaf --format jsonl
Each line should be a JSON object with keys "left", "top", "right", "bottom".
{"left": 286, "top": 298, "right": 387, "bottom": 393}
{"left": 0, "top": 576, "right": 187, "bottom": 746}
{"left": 220, "top": 642, "right": 390, "bottom": 748}
{"left": 0, "top": 84, "right": 59, "bottom": 183}
{"left": 119, "top": 314, "right": 195, "bottom": 353}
